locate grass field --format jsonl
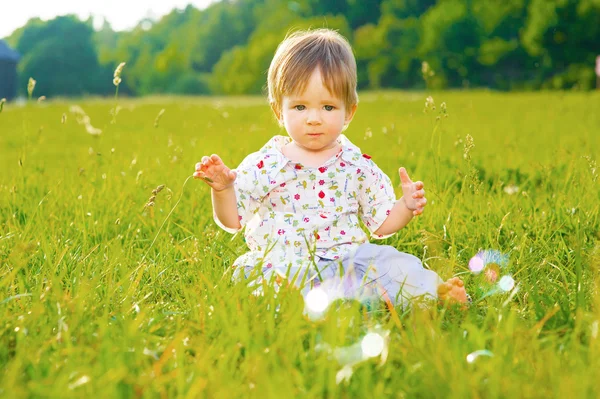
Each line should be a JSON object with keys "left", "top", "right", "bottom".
{"left": 1, "top": 91, "right": 599, "bottom": 398}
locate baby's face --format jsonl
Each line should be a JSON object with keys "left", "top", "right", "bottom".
{"left": 279, "top": 68, "right": 356, "bottom": 154}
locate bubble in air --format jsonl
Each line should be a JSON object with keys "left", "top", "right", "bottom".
{"left": 497, "top": 275, "right": 515, "bottom": 292}
{"left": 468, "top": 255, "right": 485, "bottom": 273}
{"left": 361, "top": 332, "right": 385, "bottom": 358}
{"left": 302, "top": 274, "right": 381, "bottom": 320}
{"left": 469, "top": 250, "right": 509, "bottom": 275}
{"left": 305, "top": 287, "right": 330, "bottom": 315}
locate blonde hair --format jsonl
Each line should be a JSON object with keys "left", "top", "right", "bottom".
{"left": 267, "top": 29, "right": 358, "bottom": 117}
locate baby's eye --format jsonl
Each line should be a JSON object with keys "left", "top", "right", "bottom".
{"left": 294, "top": 105, "right": 306, "bottom": 111}
{"left": 324, "top": 105, "right": 335, "bottom": 111}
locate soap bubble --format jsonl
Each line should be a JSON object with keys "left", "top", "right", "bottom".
{"left": 361, "top": 332, "right": 385, "bottom": 357}
{"left": 497, "top": 275, "right": 515, "bottom": 292}
{"left": 302, "top": 275, "right": 381, "bottom": 320}
{"left": 469, "top": 250, "right": 509, "bottom": 274}
{"left": 305, "top": 287, "right": 330, "bottom": 314}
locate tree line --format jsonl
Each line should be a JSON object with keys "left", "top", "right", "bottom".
{"left": 5, "top": 0, "right": 600, "bottom": 98}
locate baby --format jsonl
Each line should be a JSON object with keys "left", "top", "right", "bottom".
{"left": 194, "top": 29, "right": 467, "bottom": 307}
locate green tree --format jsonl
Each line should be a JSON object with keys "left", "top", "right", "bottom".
{"left": 16, "top": 15, "right": 109, "bottom": 97}
{"left": 211, "top": 13, "right": 351, "bottom": 95}
{"left": 522, "top": 0, "right": 600, "bottom": 89}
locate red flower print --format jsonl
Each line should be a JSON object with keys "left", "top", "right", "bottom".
{"left": 295, "top": 164, "right": 302, "bottom": 170}
{"left": 330, "top": 197, "right": 335, "bottom": 202}
{"left": 340, "top": 230, "right": 346, "bottom": 235}
{"left": 315, "top": 232, "right": 320, "bottom": 240}
{"left": 340, "top": 162, "right": 346, "bottom": 167}
{"left": 318, "top": 167, "right": 327, "bottom": 173}
{"left": 362, "top": 153, "right": 372, "bottom": 159}
{"left": 280, "top": 183, "right": 286, "bottom": 187}
{"left": 386, "top": 210, "right": 391, "bottom": 216}
{"left": 325, "top": 226, "right": 330, "bottom": 231}
{"left": 320, "top": 214, "right": 327, "bottom": 219}
{"left": 303, "top": 217, "right": 310, "bottom": 223}
{"left": 277, "top": 229, "right": 285, "bottom": 235}
{"left": 238, "top": 215, "right": 243, "bottom": 221}
{"left": 380, "top": 184, "right": 384, "bottom": 189}
{"left": 318, "top": 191, "right": 325, "bottom": 199}
{"left": 294, "top": 194, "right": 300, "bottom": 200}
{"left": 266, "top": 263, "right": 273, "bottom": 269}
{"left": 319, "top": 180, "right": 325, "bottom": 185}
{"left": 257, "top": 160, "right": 264, "bottom": 169}
{"left": 356, "top": 168, "right": 361, "bottom": 174}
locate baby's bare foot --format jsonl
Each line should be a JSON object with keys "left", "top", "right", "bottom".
{"left": 437, "top": 277, "right": 468, "bottom": 307}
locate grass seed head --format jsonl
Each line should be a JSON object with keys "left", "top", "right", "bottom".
{"left": 424, "top": 96, "right": 435, "bottom": 113}
{"left": 154, "top": 109, "right": 165, "bottom": 128}
{"left": 114, "top": 62, "right": 126, "bottom": 79}
{"left": 27, "top": 78, "right": 36, "bottom": 99}
{"left": 421, "top": 61, "right": 435, "bottom": 81}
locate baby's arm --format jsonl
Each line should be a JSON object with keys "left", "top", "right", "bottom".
{"left": 373, "top": 197, "right": 415, "bottom": 236}
{"left": 373, "top": 167, "right": 427, "bottom": 236}
{"left": 194, "top": 154, "right": 241, "bottom": 231}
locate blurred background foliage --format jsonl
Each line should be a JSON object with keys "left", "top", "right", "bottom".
{"left": 4, "top": 0, "right": 600, "bottom": 97}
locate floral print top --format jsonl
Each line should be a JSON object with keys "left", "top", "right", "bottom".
{"left": 214, "top": 134, "right": 397, "bottom": 273}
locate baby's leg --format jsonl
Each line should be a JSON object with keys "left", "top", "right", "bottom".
{"left": 349, "top": 244, "right": 443, "bottom": 307}
{"left": 350, "top": 244, "right": 469, "bottom": 308}
{"left": 437, "top": 277, "right": 469, "bottom": 306}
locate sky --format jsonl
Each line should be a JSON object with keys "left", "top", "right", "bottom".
{"left": 1, "top": 0, "right": 215, "bottom": 38}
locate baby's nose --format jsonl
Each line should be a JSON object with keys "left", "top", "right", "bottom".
{"left": 306, "top": 110, "right": 322, "bottom": 125}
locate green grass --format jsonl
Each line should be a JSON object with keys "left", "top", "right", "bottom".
{"left": 0, "top": 91, "right": 599, "bottom": 398}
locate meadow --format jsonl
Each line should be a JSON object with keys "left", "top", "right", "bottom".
{"left": 0, "top": 90, "right": 599, "bottom": 398}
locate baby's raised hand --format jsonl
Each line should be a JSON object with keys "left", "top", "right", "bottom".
{"left": 399, "top": 167, "right": 427, "bottom": 216}
{"left": 193, "top": 154, "right": 237, "bottom": 192}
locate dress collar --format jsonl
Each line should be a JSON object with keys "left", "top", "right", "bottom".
{"left": 258, "top": 134, "right": 365, "bottom": 169}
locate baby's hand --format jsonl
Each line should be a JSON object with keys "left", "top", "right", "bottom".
{"left": 193, "top": 154, "right": 237, "bottom": 192}
{"left": 399, "top": 167, "right": 427, "bottom": 216}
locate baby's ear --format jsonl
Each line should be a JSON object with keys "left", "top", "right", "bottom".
{"left": 345, "top": 104, "right": 358, "bottom": 125}
{"left": 270, "top": 102, "right": 283, "bottom": 125}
